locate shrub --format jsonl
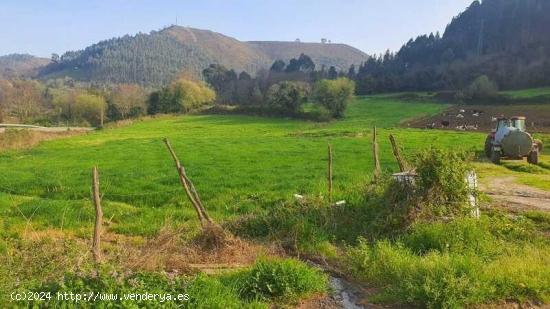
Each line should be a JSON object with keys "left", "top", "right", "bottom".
{"left": 312, "top": 78, "right": 355, "bottom": 118}
{"left": 236, "top": 258, "right": 327, "bottom": 302}
{"left": 413, "top": 148, "right": 474, "bottom": 218}
{"left": 463, "top": 75, "right": 499, "bottom": 100}
{"left": 265, "top": 81, "right": 309, "bottom": 114}
{"left": 147, "top": 77, "right": 216, "bottom": 115}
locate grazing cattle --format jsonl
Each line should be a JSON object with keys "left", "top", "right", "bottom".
{"left": 456, "top": 125, "right": 466, "bottom": 131}
{"left": 441, "top": 120, "right": 450, "bottom": 127}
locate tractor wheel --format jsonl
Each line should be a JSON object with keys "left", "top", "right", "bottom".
{"left": 484, "top": 135, "right": 492, "bottom": 158}
{"left": 491, "top": 148, "right": 501, "bottom": 165}
{"left": 527, "top": 150, "right": 539, "bottom": 165}
{"left": 534, "top": 139, "right": 544, "bottom": 152}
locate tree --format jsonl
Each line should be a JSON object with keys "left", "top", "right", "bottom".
{"left": 74, "top": 93, "right": 107, "bottom": 127}
{"left": 313, "top": 78, "right": 355, "bottom": 118}
{"left": 270, "top": 60, "right": 286, "bottom": 72}
{"left": 464, "top": 75, "right": 498, "bottom": 99}
{"left": 239, "top": 71, "right": 252, "bottom": 80}
{"left": 9, "top": 80, "right": 45, "bottom": 122}
{"left": 148, "top": 77, "right": 216, "bottom": 114}
{"left": 170, "top": 78, "right": 216, "bottom": 113}
{"left": 285, "top": 54, "right": 315, "bottom": 73}
{"left": 51, "top": 89, "right": 106, "bottom": 126}
{"left": 108, "top": 84, "right": 146, "bottom": 120}
{"left": 266, "top": 81, "right": 309, "bottom": 114}
{"left": 328, "top": 66, "right": 338, "bottom": 80}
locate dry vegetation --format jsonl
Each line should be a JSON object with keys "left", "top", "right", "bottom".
{"left": 0, "top": 129, "right": 87, "bottom": 152}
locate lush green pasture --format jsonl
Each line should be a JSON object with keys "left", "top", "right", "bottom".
{"left": 0, "top": 95, "right": 548, "bottom": 237}
{"left": 0, "top": 96, "right": 455, "bottom": 236}
{"left": 1, "top": 94, "right": 550, "bottom": 307}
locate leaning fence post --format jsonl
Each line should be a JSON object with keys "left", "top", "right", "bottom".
{"left": 372, "top": 126, "right": 381, "bottom": 181}
{"left": 163, "top": 138, "right": 214, "bottom": 228}
{"left": 389, "top": 134, "right": 407, "bottom": 172}
{"left": 92, "top": 166, "right": 103, "bottom": 263}
{"left": 327, "top": 144, "right": 333, "bottom": 204}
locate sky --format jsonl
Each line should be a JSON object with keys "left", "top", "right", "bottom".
{"left": 1, "top": 0, "right": 474, "bottom": 58}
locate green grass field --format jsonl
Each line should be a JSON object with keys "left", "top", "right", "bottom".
{"left": 0, "top": 96, "right": 455, "bottom": 236}
{"left": 1, "top": 95, "right": 548, "bottom": 236}
{"left": 1, "top": 93, "right": 549, "bottom": 307}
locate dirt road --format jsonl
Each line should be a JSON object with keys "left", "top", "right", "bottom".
{"left": 481, "top": 176, "right": 550, "bottom": 212}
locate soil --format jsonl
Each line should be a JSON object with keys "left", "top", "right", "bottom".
{"left": 480, "top": 176, "right": 550, "bottom": 212}
{"left": 407, "top": 104, "right": 550, "bottom": 133}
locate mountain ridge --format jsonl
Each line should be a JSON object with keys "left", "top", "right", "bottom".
{"left": 35, "top": 26, "right": 369, "bottom": 86}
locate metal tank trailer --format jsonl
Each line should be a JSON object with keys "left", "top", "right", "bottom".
{"left": 484, "top": 116, "right": 543, "bottom": 165}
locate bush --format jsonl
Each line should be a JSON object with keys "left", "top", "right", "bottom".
{"left": 265, "top": 81, "right": 309, "bottom": 114}
{"left": 147, "top": 77, "right": 216, "bottom": 115}
{"left": 312, "top": 78, "right": 355, "bottom": 118}
{"left": 235, "top": 258, "right": 327, "bottom": 302}
{"left": 463, "top": 75, "right": 499, "bottom": 100}
{"left": 413, "top": 148, "right": 474, "bottom": 218}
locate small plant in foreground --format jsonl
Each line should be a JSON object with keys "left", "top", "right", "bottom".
{"left": 235, "top": 258, "right": 327, "bottom": 302}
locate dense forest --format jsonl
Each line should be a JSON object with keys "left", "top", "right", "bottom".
{"left": 350, "top": 0, "right": 550, "bottom": 94}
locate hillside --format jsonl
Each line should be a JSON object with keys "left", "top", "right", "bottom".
{"left": 248, "top": 41, "right": 368, "bottom": 72}
{"left": 0, "top": 54, "right": 50, "bottom": 78}
{"left": 38, "top": 26, "right": 368, "bottom": 86}
{"left": 354, "top": 0, "right": 550, "bottom": 93}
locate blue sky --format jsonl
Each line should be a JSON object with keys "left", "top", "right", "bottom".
{"left": 1, "top": 0, "right": 474, "bottom": 58}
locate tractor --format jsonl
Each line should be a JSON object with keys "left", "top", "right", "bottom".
{"left": 484, "top": 116, "right": 543, "bottom": 165}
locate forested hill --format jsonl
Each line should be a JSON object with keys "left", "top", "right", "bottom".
{"left": 354, "top": 0, "right": 550, "bottom": 93}
{"left": 38, "top": 26, "right": 368, "bottom": 86}
{"left": 247, "top": 41, "right": 367, "bottom": 73}
{"left": 0, "top": 54, "right": 50, "bottom": 79}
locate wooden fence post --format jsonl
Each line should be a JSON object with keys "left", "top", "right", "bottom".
{"left": 372, "top": 126, "right": 381, "bottom": 181}
{"left": 92, "top": 166, "right": 103, "bottom": 263}
{"left": 328, "top": 144, "right": 333, "bottom": 204}
{"left": 163, "top": 138, "right": 214, "bottom": 228}
{"left": 389, "top": 134, "right": 407, "bottom": 172}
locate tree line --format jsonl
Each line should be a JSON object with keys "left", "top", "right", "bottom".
{"left": 346, "top": 0, "right": 550, "bottom": 96}
{"left": 202, "top": 54, "right": 355, "bottom": 118}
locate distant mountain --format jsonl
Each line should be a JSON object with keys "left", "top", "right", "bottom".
{"left": 248, "top": 41, "right": 367, "bottom": 72}
{"left": 354, "top": 0, "right": 550, "bottom": 93}
{"left": 0, "top": 54, "right": 50, "bottom": 79}
{"left": 38, "top": 26, "right": 368, "bottom": 86}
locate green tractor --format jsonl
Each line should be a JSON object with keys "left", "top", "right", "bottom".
{"left": 484, "top": 116, "right": 543, "bottom": 165}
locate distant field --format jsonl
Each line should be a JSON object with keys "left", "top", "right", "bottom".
{"left": 0, "top": 95, "right": 547, "bottom": 238}
{"left": 501, "top": 87, "right": 550, "bottom": 99}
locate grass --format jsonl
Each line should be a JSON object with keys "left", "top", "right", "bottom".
{"left": 346, "top": 214, "right": 550, "bottom": 308}
{"left": 501, "top": 87, "right": 550, "bottom": 99}
{"left": 0, "top": 96, "right": 454, "bottom": 237}
{"left": 21, "top": 258, "right": 324, "bottom": 308}
{"left": 1, "top": 93, "right": 550, "bottom": 307}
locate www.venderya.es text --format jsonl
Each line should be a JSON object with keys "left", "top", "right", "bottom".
{"left": 11, "top": 291, "right": 190, "bottom": 303}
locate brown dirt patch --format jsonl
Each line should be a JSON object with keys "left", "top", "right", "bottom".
{"left": 480, "top": 176, "right": 550, "bottom": 212}
{"left": 123, "top": 226, "right": 283, "bottom": 274}
{"left": 408, "top": 104, "right": 550, "bottom": 133}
